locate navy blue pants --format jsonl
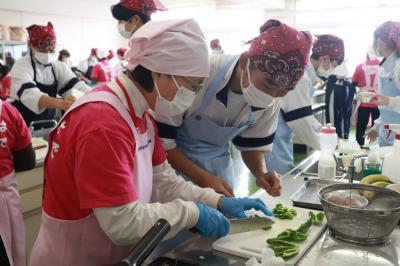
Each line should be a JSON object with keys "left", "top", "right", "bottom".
{"left": 325, "top": 76, "right": 355, "bottom": 139}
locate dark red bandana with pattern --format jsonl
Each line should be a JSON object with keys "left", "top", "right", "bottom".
{"left": 26, "top": 22, "right": 56, "bottom": 51}
{"left": 120, "top": 0, "right": 167, "bottom": 16}
{"left": 248, "top": 19, "right": 312, "bottom": 89}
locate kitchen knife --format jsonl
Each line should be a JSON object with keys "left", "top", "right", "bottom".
{"left": 229, "top": 216, "right": 275, "bottom": 234}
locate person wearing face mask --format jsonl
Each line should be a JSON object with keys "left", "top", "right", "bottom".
{"left": 0, "top": 61, "right": 11, "bottom": 100}
{"left": 91, "top": 49, "right": 116, "bottom": 86}
{"left": 76, "top": 48, "right": 98, "bottom": 83}
{"left": 366, "top": 21, "right": 400, "bottom": 146}
{"left": 114, "top": 47, "right": 127, "bottom": 75}
{"left": 29, "top": 19, "right": 273, "bottom": 265}
{"left": 266, "top": 34, "right": 345, "bottom": 174}
{"left": 351, "top": 49, "right": 381, "bottom": 146}
{"left": 210, "top": 39, "right": 223, "bottom": 54}
{"left": 9, "top": 22, "right": 90, "bottom": 126}
{"left": 155, "top": 19, "right": 312, "bottom": 198}
{"left": 58, "top": 49, "right": 72, "bottom": 68}
{"left": 111, "top": 0, "right": 167, "bottom": 39}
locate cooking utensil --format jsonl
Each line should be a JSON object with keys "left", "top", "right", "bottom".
{"left": 319, "top": 183, "right": 400, "bottom": 245}
{"left": 229, "top": 216, "right": 275, "bottom": 234}
{"left": 291, "top": 179, "right": 343, "bottom": 210}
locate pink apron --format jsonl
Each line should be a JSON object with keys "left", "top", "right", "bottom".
{"left": 351, "top": 64, "right": 379, "bottom": 126}
{"left": 29, "top": 81, "right": 155, "bottom": 266}
{"left": 0, "top": 100, "right": 26, "bottom": 266}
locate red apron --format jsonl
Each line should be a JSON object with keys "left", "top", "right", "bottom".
{"left": 30, "top": 82, "right": 155, "bottom": 265}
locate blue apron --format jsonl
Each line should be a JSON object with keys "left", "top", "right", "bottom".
{"left": 377, "top": 57, "right": 400, "bottom": 146}
{"left": 176, "top": 56, "right": 256, "bottom": 185}
{"left": 265, "top": 112, "right": 294, "bottom": 174}
{"left": 12, "top": 54, "right": 58, "bottom": 126}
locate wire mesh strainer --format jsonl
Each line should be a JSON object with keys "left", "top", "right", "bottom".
{"left": 318, "top": 183, "right": 400, "bottom": 245}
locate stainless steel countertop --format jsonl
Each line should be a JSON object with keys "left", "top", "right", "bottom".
{"left": 149, "top": 152, "right": 400, "bottom": 266}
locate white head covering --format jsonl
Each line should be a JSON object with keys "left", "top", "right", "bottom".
{"left": 125, "top": 19, "right": 210, "bottom": 77}
{"left": 97, "top": 49, "right": 108, "bottom": 59}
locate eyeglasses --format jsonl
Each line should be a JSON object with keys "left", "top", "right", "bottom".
{"left": 182, "top": 76, "right": 204, "bottom": 93}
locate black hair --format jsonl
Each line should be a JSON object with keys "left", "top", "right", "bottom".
{"left": 0, "top": 62, "right": 9, "bottom": 78}
{"left": 111, "top": 3, "right": 151, "bottom": 24}
{"left": 129, "top": 65, "right": 154, "bottom": 92}
{"left": 58, "top": 50, "right": 70, "bottom": 61}
{"left": 310, "top": 53, "right": 321, "bottom": 61}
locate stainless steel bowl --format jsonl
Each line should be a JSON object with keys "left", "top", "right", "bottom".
{"left": 318, "top": 183, "right": 400, "bottom": 245}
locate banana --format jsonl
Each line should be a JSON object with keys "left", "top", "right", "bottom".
{"left": 362, "top": 190, "right": 375, "bottom": 200}
{"left": 370, "top": 181, "right": 391, "bottom": 188}
{"left": 360, "top": 174, "right": 391, "bottom": 185}
{"left": 361, "top": 180, "right": 391, "bottom": 199}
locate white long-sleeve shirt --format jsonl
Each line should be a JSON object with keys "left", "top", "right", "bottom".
{"left": 156, "top": 54, "right": 280, "bottom": 153}
{"left": 93, "top": 160, "right": 222, "bottom": 245}
{"left": 280, "top": 70, "right": 322, "bottom": 150}
{"left": 92, "top": 73, "right": 223, "bottom": 245}
{"left": 10, "top": 54, "right": 89, "bottom": 114}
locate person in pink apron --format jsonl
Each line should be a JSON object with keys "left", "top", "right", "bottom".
{"left": 351, "top": 52, "right": 381, "bottom": 146}
{"left": 0, "top": 100, "right": 36, "bottom": 266}
{"left": 30, "top": 19, "right": 273, "bottom": 266}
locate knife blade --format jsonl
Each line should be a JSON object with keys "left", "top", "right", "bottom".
{"left": 229, "top": 216, "right": 275, "bottom": 234}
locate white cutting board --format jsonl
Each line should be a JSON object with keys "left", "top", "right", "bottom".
{"left": 212, "top": 206, "right": 327, "bottom": 265}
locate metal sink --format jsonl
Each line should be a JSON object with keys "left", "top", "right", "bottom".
{"left": 301, "top": 157, "right": 365, "bottom": 181}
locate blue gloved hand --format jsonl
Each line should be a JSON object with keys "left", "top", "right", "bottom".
{"left": 220, "top": 197, "right": 273, "bottom": 218}
{"left": 195, "top": 203, "right": 230, "bottom": 237}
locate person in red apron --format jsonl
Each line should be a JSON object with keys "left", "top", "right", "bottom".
{"left": 0, "top": 100, "right": 36, "bottom": 266}
{"left": 91, "top": 49, "right": 115, "bottom": 86}
{"left": 30, "top": 19, "right": 272, "bottom": 266}
{"left": 10, "top": 22, "right": 90, "bottom": 126}
{"left": 351, "top": 52, "right": 381, "bottom": 146}
{"left": 0, "top": 62, "right": 11, "bottom": 100}
{"left": 112, "top": 0, "right": 167, "bottom": 39}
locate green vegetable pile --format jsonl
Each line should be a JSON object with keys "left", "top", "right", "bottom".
{"left": 272, "top": 203, "right": 297, "bottom": 219}
{"left": 266, "top": 211, "right": 325, "bottom": 260}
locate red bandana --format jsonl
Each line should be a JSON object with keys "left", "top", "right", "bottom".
{"left": 248, "top": 19, "right": 312, "bottom": 89}
{"left": 312, "top": 34, "right": 345, "bottom": 64}
{"left": 210, "top": 39, "right": 220, "bottom": 49}
{"left": 120, "top": 0, "right": 167, "bottom": 16}
{"left": 117, "top": 48, "right": 127, "bottom": 57}
{"left": 26, "top": 22, "right": 57, "bottom": 51}
{"left": 91, "top": 48, "right": 98, "bottom": 56}
{"left": 374, "top": 21, "right": 400, "bottom": 54}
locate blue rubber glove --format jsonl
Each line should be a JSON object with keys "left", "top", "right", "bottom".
{"left": 195, "top": 203, "right": 230, "bottom": 237}
{"left": 220, "top": 197, "right": 273, "bottom": 218}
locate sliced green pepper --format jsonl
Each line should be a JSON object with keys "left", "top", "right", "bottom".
{"left": 272, "top": 203, "right": 298, "bottom": 220}
{"left": 262, "top": 224, "right": 272, "bottom": 231}
{"left": 297, "top": 217, "right": 312, "bottom": 234}
{"left": 281, "top": 247, "right": 300, "bottom": 259}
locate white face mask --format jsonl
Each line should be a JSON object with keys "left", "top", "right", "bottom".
{"left": 154, "top": 76, "right": 197, "bottom": 117}
{"left": 316, "top": 65, "right": 333, "bottom": 78}
{"left": 241, "top": 60, "right": 277, "bottom": 108}
{"left": 35, "top": 52, "right": 56, "bottom": 65}
{"left": 118, "top": 22, "right": 136, "bottom": 39}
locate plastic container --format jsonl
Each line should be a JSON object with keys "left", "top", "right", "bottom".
{"left": 363, "top": 152, "right": 382, "bottom": 177}
{"left": 318, "top": 124, "right": 338, "bottom": 180}
{"left": 357, "top": 91, "right": 375, "bottom": 103}
{"left": 382, "top": 124, "right": 400, "bottom": 184}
